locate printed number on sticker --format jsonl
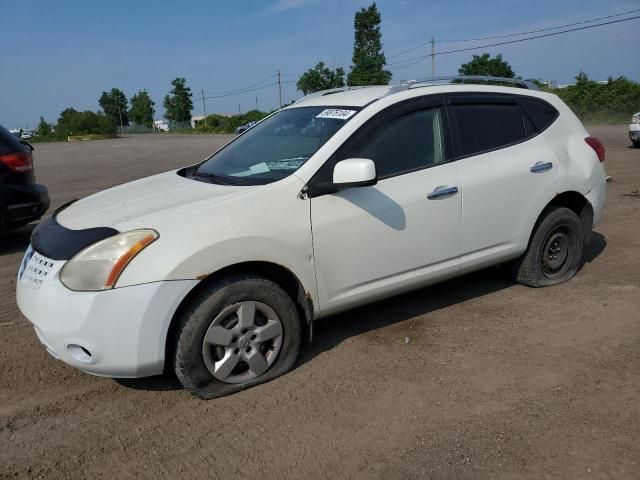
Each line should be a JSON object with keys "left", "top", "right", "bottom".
{"left": 316, "top": 109, "right": 357, "bottom": 120}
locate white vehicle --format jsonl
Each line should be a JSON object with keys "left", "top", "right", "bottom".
{"left": 16, "top": 76, "right": 607, "bottom": 399}
{"left": 629, "top": 112, "right": 640, "bottom": 148}
{"left": 20, "top": 131, "right": 33, "bottom": 140}
{"left": 153, "top": 120, "right": 170, "bottom": 132}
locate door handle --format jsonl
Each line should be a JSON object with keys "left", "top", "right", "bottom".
{"left": 530, "top": 161, "right": 553, "bottom": 173}
{"left": 427, "top": 185, "right": 458, "bottom": 200}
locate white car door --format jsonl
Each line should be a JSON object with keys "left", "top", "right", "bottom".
{"left": 307, "top": 96, "right": 462, "bottom": 315}
{"left": 446, "top": 93, "right": 560, "bottom": 273}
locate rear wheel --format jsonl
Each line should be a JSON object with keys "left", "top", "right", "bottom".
{"left": 512, "top": 207, "right": 584, "bottom": 287}
{"left": 173, "top": 275, "right": 301, "bottom": 399}
{"left": 633, "top": 140, "right": 640, "bottom": 148}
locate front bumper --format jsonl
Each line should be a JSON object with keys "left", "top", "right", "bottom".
{"left": 16, "top": 250, "right": 198, "bottom": 378}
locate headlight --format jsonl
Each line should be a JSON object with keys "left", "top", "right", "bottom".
{"left": 60, "top": 229, "right": 158, "bottom": 291}
{"left": 633, "top": 115, "right": 640, "bottom": 125}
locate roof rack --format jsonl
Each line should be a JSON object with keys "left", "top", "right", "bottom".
{"left": 294, "top": 85, "right": 377, "bottom": 104}
{"left": 380, "top": 75, "right": 540, "bottom": 98}
{"left": 293, "top": 76, "right": 539, "bottom": 106}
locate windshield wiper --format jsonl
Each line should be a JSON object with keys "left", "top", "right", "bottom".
{"left": 191, "top": 171, "right": 237, "bottom": 185}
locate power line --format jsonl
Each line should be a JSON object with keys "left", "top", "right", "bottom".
{"left": 203, "top": 74, "right": 277, "bottom": 96}
{"left": 196, "top": 10, "right": 639, "bottom": 107}
{"left": 386, "top": 8, "right": 640, "bottom": 59}
{"left": 201, "top": 82, "right": 278, "bottom": 101}
{"left": 439, "top": 7, "right": 640, "bottom": 43}
{"left": 389, "top": 14, "right": 640, "bottom": 66}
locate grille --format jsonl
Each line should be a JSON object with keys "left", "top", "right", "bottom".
{"left": 21, "top": 250, "right": 55, "bottom": 288}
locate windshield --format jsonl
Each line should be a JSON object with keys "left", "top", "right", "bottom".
{"left": 193, "top": 106, "right": 359, "bottom": 185}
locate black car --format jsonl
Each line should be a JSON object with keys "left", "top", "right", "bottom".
{"left": 0, "top": 124, "right": 50, "bottom": 232}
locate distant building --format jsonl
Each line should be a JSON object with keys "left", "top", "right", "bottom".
{"left": 191, "top": 113, "right": 233, "bottom": 128}
{"left": 557, "top": 80, "right": 610, "bottom": 89}
{"left": 154, "top": 120, "right": 169, "bottom": 132}
{"left": 191, "top": 115, "right": 206, "bottom": 128}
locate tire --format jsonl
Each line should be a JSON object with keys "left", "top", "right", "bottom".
{"left": 173, "top": 275, "right": 301, "bottom": 399}
{"left": 512, "top": 207, "right": 584, "bottom": 288}
{"left": 633, "top": 140, "right": 640, "bottom": 148}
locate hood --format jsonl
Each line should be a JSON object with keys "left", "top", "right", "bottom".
{"left": 56, "top": 170, "right": 253, "bottom": 230}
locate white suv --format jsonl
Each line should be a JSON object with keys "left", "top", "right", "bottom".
{"left": 16, "top": 77, "right": 607, "bottom": 398}
{"left": 630, "top": 112, "right": 640, "bottom": 148}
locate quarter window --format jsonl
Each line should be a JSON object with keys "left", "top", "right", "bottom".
{"left": 344, "top": 107, "right": 446, "bottom": 178}
{"left": 517, "top": 97, "right": 559, "bottom": 132}
{"left": 451, "top": 103, "right": 526, "bottom": 156}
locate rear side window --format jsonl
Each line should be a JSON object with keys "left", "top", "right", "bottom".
{"left": 517, "top": 97, "right": 559, "bottom": 132}
{"left": 450, "top": 103, "right": 525, "bottom": 157}
{"left": 342, "top": 107, "right": 446, "bottom": 178}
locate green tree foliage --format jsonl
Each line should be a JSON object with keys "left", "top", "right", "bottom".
{"left": 98, "top": 88, "right": 129, "bottom": 126}
{"left": 574, "top": 70, "right": 590, "bottom": 85}
{"left": 55, "top": 107, "right": 116, "bottom": 137}
{"left": 458, "top": 53, "right": 516, "bottom": 78}
{"left": 347, "top": 3, "right": 391, "bottom": 86}
{"left": 129, "top": 90, "right": 155, "bottom": 127}
{"left": 194, "top": 110, "right": 270, "bottom": 134}
{"left": 554, "top": 73, "right": 640, "bottom": 123}
{"left": 36, "top": 116, "right": 52, "bottom": 137}
{"left": 297, "top": 62, "right": 346, "bottom": 94}
{"left": 163, "top": 78, "right": 193, "bottom": 123}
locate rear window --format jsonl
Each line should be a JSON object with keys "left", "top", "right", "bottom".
{"left": 451, "top": 103, "right": 526, "bottom": 156}
{"left": 0, "top": 125, "right": 26, "bottom": 156}
{"left": 517, "top": 97, "right": 559, "bottom": 132}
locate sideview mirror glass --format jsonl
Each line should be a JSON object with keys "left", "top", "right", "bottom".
{"left": 333, "top": 158, "right": 377, "bottom": 188}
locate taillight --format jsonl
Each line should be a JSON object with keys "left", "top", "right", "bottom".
{"left": 585, "top": 136, "right": 605, "bottom": 162}
{"left": 0, "top": 151, "right": 33, "bottom": 172}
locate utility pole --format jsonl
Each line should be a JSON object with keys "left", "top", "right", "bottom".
{"left": 431, "top": 37, "right": 435, "bottom": 77}
{"left": 256, "top": 95, "right": 259, "bottom": 110}
{"left": 238, "top": 104, "right": 241, "bottom": 115}
{"left": 117, "top": 107, "right": 124, "bottom": 136}
{"left": 201, "top": 89, "right": 207, "bottom": 126}
{"left": 277, "top": 70, "right": 282, "bottom": 108}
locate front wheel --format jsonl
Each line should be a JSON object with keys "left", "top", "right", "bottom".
{"left": 633, "top": 140, "right": 640, "bottom": 148}
{"left": 173, "top": 275, "right": 301, "bottom": 399}
{"left": 512, "top": 207, "right": 584, "bottom": 287}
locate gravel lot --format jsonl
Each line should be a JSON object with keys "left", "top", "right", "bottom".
{"left": 1, "top": 127, "right": 639, "bottom": 479}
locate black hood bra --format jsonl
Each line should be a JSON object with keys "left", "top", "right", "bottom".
{"left": 31, "top": 200, "right": 119, "bottom": 260}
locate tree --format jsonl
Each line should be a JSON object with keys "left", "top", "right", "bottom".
{"left": 129, "top": 90, "right": 155, "bottom": 127}
{"left": 575, "top": 70, "right": 589, "bottom": 85}
{"left": 98, "top": 88, "right": 129, "bottom": 126}
{"left": 36, "top": 116, "right": 52, "bottom": 137}
{"left": 297, "top": 62, "right": 345, "bottom": 94}
{"left": 163, "top": 78, "right": 193, "bottom": 123}
{"left": 347, "top": 3, "right": 391, "bottom": 86}
{"left": 458, "top": 53, "right": 515, "bottom": 78}
{"left": 56, "top": 107, "right": 116, "bottom": 137}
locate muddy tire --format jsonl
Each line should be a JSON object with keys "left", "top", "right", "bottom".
{"left": 512, "top": 207, "right": 584, "bottom": 288}
{"left": 173, "top": 275, "right": 301, "bottom": 399}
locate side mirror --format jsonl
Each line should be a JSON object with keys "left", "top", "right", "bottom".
{"left": 332, "top": 158, "right": 377, "bottom": 189}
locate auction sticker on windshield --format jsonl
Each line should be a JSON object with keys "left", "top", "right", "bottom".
{"left": 316, "top": 109, "right": 357, "bottom": 120}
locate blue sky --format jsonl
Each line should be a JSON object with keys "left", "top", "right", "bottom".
{"left": 1, "top": 0, "right": 639, "bottom": 128}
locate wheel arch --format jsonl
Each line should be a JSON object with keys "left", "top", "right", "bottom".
{"left": 532, "top": 191, "right": 594, "bottom": 245}
{"left": 164, "top": 261, "right": 314, "bottom": 372}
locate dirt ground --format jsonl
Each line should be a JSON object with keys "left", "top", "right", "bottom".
{"left": 1, "top": 127, "right": 638, "bottom": 479}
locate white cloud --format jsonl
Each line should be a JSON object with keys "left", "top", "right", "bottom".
{"left": 270, "top": 0, "right": 312, "bottom": 12}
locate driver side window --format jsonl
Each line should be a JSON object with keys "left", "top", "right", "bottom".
{"left": 344, "top": 107, "right": 446, "bottom": 178}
